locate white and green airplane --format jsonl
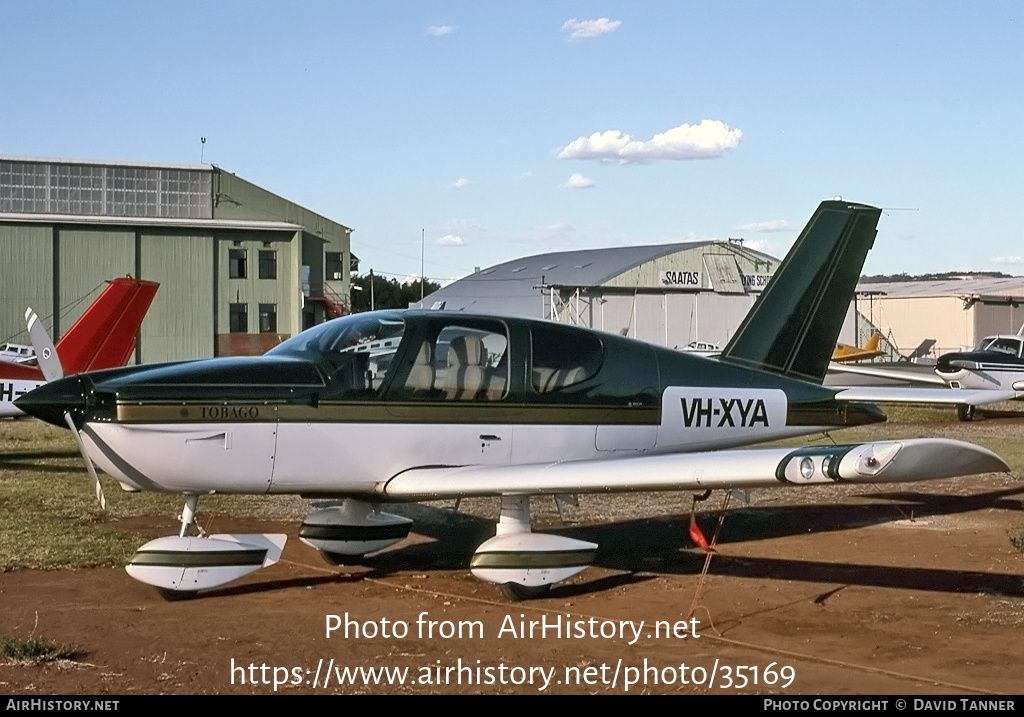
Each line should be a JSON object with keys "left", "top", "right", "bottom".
{"left": 16, "top": 200, "right": 1008, "bottom": 599}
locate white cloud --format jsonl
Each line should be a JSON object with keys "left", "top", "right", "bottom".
{"left": 425, "top": 25, "right": 455, "bottom": 37}
{"left": 562, "top": 18, "right": 621, "bottom": 40}
{"left": 449, "top": 177, "right": 472, "bottom": 190}
{"left": 557, "top": 120, "right": 742, "bottom": 164}
{"left": 437, "top": 234, "right": 465, "bottom": 247}
{"left": 735, "top": 219, "right": 792, "bottom": 233}
{"left": 562, "top": 173, "right": 595, "bottom": 189}
{"left": 742, "top": 238, "right": 773, "bottom": 254}
{"left": 993, "top": 255, "right": 1024, "bottom": 265}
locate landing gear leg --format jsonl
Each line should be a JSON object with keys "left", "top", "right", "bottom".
{"left": 178, "top": 494, "right": 200, "bottom": 538}
{"left": 495, "top": 496, "right": 551, "bottom": 600}
{"left": 956, "top": 404, "right": 976, "bottom": 422}
{"left": 496, "top": 494, "right": 531, "bottom": 537}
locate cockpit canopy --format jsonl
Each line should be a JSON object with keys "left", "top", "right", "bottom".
{"left": 267, "top": 311, "right": 637, "bottom": 404}
{"left": 972, "top": 335, "right": 1023, "bottom": 358}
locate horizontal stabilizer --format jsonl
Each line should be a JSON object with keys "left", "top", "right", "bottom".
{"left": 828, "top": 362, "right": 948, "bottom": 385}
{"left": 379, "top": 438, "right": 1007, "bottom": 500}
{"left": 835, "top": 387, "right": 1019, "bottom": 406}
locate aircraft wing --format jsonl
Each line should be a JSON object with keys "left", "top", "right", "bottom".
{"left": 827, "top": 362, "right": 948, "bottom": 385}
{"left": 378, "top": 438, "right": 1007, "bottom": 501}
{"left": 835, "top": 387, "right": 1019, "bottom": 406}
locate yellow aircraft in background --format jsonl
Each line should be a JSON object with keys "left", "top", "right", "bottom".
{"left": 833, "top": 334, "right": 885, "bottom": 362}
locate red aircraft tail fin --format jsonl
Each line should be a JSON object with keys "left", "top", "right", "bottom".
{"left": 55, "top": 278, "right": 159, "bottom": 374}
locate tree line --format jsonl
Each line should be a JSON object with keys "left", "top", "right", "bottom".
{"left": 350, "top": 273, "right": 442, "bottom": 312}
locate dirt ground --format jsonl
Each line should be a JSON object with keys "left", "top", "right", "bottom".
{"left": 1, "top": 421, "right": 1023, "bottom": 695}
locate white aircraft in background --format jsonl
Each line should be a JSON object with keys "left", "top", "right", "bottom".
{"left": 16, "top": 201, "right": 1008, "bottom": 600}
{"left": 829, "top": 330, "right": 1024, "bottom": 420}
{"left": 0, "top": 341, "right": 36, "bottom": 366}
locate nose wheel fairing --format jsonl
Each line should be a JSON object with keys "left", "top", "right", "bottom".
{"left": 124, "top": 493, "right": 287, "bottom": 596}
{"left": 126, "top": 533, "right": 287, "bottom": 594}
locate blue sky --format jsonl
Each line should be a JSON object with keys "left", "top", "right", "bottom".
{"left": 3, "top": 2, "right": 1022, "bottom": 283}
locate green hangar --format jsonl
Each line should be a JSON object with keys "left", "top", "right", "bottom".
{"left": 0, "top": 156, "right": 353, "bottom": 363}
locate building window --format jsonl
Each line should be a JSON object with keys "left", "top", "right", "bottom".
{"left": 230, "top": 247, "right": 247, "bottom": 278}
{"left": 0, "top": 159, "right": 211, "bottom": 218}
{"left": 326, "top": 252, "right": 344, "bottom": 281}
{"left": 258, "top": 250, "right": 277, "bottom": 279}
{"left": 259, "top": 304, "right": 277, "bottom": 333}
{"left": 229, "top": 303, "right": 248, "bottom": 332}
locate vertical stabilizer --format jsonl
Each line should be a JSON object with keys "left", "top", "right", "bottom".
{"left": 718, "top": 200, "right": 881, "bottom": 383}
{"left": 55, "top": 278, "right": 160, "bottom": 374}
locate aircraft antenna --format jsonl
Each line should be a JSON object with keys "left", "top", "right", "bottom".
{"left": 880, "top": 207, "right": 919, "bottom": 216}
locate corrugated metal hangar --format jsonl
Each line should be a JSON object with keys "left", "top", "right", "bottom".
{"left": 419, "top": 240, "right": 781, "bottom": 349}
{"left": 0, "top": 156, "right": 353, "bottom": 363}
{"left": 853, "top": 277, "right": 1024, "bottom": 359}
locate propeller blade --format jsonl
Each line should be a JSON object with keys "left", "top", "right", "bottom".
{"left": 63, "top": 410, "right": 106, "bottom": 510}
{"left": 25, "top": 308, "right": 64, "bottom": 382}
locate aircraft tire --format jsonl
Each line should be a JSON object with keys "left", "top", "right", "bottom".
{"left": 500, "top": 582, "right": 552, "bottom": 601}
{"left": 320, "top": 551, "right": 367, "bottom": 566}
{"left": 156, "top": 588, "right": 199, "bottom": 602}
{"left": 956, "top": 404, "right": 975, "bottom": 422}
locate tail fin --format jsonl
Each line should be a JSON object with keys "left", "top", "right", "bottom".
{"left": 718, "top": 200, "right": 881, "bottom": 384}
{"left": 863, "top": 334, "right": 880, "bottom": 352}
{"left": 55, "top": 278, "right": 159, "bottom": 374}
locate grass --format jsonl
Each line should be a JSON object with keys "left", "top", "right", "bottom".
{"left": 1010, "top": 528, "right": 1024, "bottom": 554}
{"left": 0, "top": 636, "right": 76, "bottom": 665}
{"left": 0, "top": 419, "right": 304, "bottom": 570}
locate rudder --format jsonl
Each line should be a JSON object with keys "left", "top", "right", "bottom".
{"left": 55, "top": 278, "right": 160, "bottom": 374}
{"left": 718, "top": 200, "right": 881, "bottom": 384}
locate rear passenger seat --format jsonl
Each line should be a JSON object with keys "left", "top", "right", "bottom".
{"left": 533, "top": 366, "right": 586, "bottom": 393}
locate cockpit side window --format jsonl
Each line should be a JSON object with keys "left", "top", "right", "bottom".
{"left": 531, "top": 323, "right": 603, "bottom": 393}
{"left": 988, "top": 337, "right": 1023, "bottom": 357}
{"left": 392, "top": 320, "right": 509, "bottom": 401}
{"left": 437, "top": 325, "right": 509, "bottom": 400}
